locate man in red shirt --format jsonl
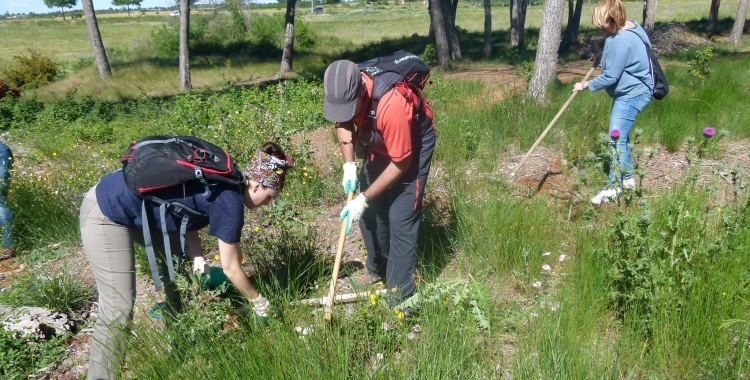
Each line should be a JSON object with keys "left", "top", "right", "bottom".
{"left": 323, "top": 59, "right": 436, "bottom": 308}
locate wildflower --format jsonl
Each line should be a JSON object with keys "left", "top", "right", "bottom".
{"left": 542, "top": 251, "right": 551, "bottom": 256}
{"left": 558, "top": 254, "right": 566, "bottom": 262}
{"left": 703, "top": 127, "right": 716, "bottom": 139}
{"left": 635, "top": 147, "right": 645, "bottom": 156}
{"left": 639, "top": 199, "right": 647, "bottom": 206}
{"left": 586, "top": 152, "right": 596, "bottom": 160}
{"left": 412, "top": 324, "right": 421, "bottom": 332}
{"left": 53, "top": 152, "right": 57, "bottom": 156}
{"left": 382, "top": 323, "right": 390, "bottom": 331}
{"left": 302, "top": 181, "right": 306, "bottom": 185}
{"left": 532, "top": 281, "right": 542, "bottom": 288}
{"left": 732, "top": 165, "right": 743, "bottom": 175}
{"left": 550, "top": 304, "right": 559, "bottom": 311}
{"left": 634, "top": 128, "right": 643, "bottom": 136}
{"left": 660, "top": 231, "right": 668, "bottom": 238}
{"left": 650, "top": 147, "right": 658, "bottom": 155}
{"left": 717, "top": 163, "right": 727, "bottom": 171}
{"left": 610, "top": 129, "right": 621, "bottom": 140}
{"left": 397, "top": 311, "right": 405, "bottom": 320}
{"left": 303, "top": 166, "right": 307, "bottom": 171}
{"left": 214, "top": 255, "right": 219, "bottom": 260}
{"left": 295, "top": 326, "right": 303, "bottom": 333}
{"left": 407, "top": 332, "right": 416, "bottom": 340}
{"left": 571, "top": 179, "right": 580, "bottom": 187}
{"left": 254, "top": 226, "right": 260, "bottom": 232}
{"left": 720, "top": 129, "right": 729, "bottom": 137}
{"left": 718, "top": 208, "right": 722, "bottom": 213}
{"left": 542, "top": 264, "right": 551, "bottom": 271}
{"left": 599, "top": 133, "right": 610, "bottom": 144}
{"left": 627, "top": 142, "right": 635, "bottom": 150}
{"left": 302, "top": 327, "right": 312, "bottom": 336}
{"left": 376, "top": 353, "right": 384, "bottom": 361}
{"left": 530, "top": 312, "right": 539, "bottom": 317}
{"left": 687, "top": 136, "right": 696, "bottom": 144}
{"left": 722, "top": 293, "right": 727, "bottom": 297}
{"left": 369, "top": 294, "right": 377, "bottom": 305}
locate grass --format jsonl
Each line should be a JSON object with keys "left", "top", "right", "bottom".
{"left": 0, "top": 2, "right": 749, "bottom": 379}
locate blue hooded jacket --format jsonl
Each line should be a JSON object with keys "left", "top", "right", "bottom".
{"left": 588, "top": 20, "right": 653, "bottom": 99}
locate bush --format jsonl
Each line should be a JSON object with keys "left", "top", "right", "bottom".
{"left": 2, "top": 49, "right": 58, "bottom": 89}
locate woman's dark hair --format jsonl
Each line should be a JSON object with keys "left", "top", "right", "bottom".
{"left": 261, "top": 141, "right": 285, "bottom": 160}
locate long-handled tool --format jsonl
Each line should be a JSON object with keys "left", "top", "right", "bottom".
{"left": 324, "top": 191, "right": 355, "bottom": 321}
{"left": 511, "top": 67, "right": 596, "bottom": 178}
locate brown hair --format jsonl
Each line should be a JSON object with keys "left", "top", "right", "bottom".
{"left": 592, "top": 0, "right": 627, "bottom": 36}
{"left": 260, "top": 141, "right": 285, "bottom": 160}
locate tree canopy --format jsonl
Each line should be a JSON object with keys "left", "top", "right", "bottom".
{"left": 112, "top": 0, "right": 143, "bottom": 7}
{"left": 43, "top": 0, "right": 77, "bottom": 10}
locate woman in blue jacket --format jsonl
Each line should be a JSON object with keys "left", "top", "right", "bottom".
{"left": 574, "top": 0, "right": 654, "bottom": 205}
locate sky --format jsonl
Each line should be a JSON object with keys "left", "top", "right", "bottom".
{"left": 0, "top": 0, "right": 275, "bottom": 15}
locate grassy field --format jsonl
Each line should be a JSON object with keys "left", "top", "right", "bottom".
{"left": 1, "top": 1, "right": 750, "bottom": 378}
{"left": 0, "top": 0, "right": 744, "bottom": 101}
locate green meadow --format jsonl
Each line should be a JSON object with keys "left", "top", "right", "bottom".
{"left": 1, "top": 0, "right": 750, "bottom": 378}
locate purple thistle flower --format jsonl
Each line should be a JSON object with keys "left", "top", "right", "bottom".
{"left": 610, "top": 129, "right": 621, "bottom": 139}
{"left": 703, "top": 127, "right": 716, "bottom": 139}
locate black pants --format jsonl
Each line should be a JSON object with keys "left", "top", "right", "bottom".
{"left": 359, "top": 116, "right": 435, "bottom": 303}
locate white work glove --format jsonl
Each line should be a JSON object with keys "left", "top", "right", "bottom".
{"left": 342, "top": 162, "right": 359, "bottom": 195}
{"left": 192, "top": 256, "right": 210, "bottom": 276}
{"left": 339, "top": 193, "right": 369, "bottom": 235}
{"left": 251, "top": 294, "right": 270, "bottom": 318}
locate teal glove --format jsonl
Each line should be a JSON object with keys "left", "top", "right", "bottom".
{"left": 339, "top": 193, "right": 369, "bottom": 235}
{"left": 342, "top": 162, "right": 359, "bottom": 195}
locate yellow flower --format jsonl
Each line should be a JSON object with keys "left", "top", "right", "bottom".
{"left": 254, "top": 226, "right": 260, "bottom": 232}
{"left": 302, "top": 181, "right": 306, "bottom": 185}
{"left": 722, "top": 292, "right": 727, "bottom": 296}
{"left": 214, "top": 255, "right": 220, "bottom": 260}
{"left": 276, "top": 169, "right": 283, "bottom": 174}
{"left": 309, "top": 242, "right": 313, "bottom": 247}
{"left": 718, "top": 207, "right": 722, "bottom": 213}
{"left": 398, "top": 312, "right": 405, "bottom": 320}
{"left": 369, "top": 294, "right": 377, "bottom": 305}
{"left": 53, "top": 152, "right": 57, "bottom": 156}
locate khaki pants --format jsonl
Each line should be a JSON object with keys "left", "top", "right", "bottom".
{"left": 80, "top": 186, "right": 181, "bottom": 380}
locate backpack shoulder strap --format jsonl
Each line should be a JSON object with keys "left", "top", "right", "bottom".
{"left": 625, "top": 29, "right": 655, "bottom": 92}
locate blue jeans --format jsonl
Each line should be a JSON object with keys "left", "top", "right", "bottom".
{"left": 0, "top": 142, "right": 14, "bottom": 248}
{"left": 608, "top": 92, "right": 652, "bottom": 187}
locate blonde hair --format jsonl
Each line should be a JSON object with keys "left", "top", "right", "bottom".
{"left": 592, "top": 0, "right": 627, "bottom": 35}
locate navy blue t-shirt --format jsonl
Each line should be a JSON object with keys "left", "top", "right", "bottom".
{"left": 96, "top": 172, "right": 245, "bottom": 243}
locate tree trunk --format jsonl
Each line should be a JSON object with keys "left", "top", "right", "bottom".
{"left": 179, "top": 0, "right": 191, "bottom": 91}
{"left": 451, "top": 0, "right": 458, "bottom": 24}
{"left": 528, "top": 0, "right": 565, "bottom": 100}
{"left": 442, "top": 0, "right": 462, "bottom": 60}
{"left": 81, "top": 0, "right": 112, "bottom": 78}
{"left": 280, "top": 0, "right": 297, "bottom": 73}
{"left": 707, "top": 0, "right": 721, "bottom": 36}
{"left": 643, "top": 0, "right": 657, "bottom": 32}
{"left": 729, "top": 0, "right": 749, "bottom": 44}
{"left": 61, "top": 7, "right": 66, "bottom": 21}
{"left": 510, "top": 0, "right": 528, "bottom": 48}
{"left": 428, "top": 0, "right": 451, "bottom": 68}
{"left": 127, "top": 5, "right": 130, "bottom": 17}
{"left": 483, "top": 0, "right": 492, "bottom": 57}
{"left": 558, "top": 0, "right": 585, "bottom": 51}
{"left": 428, "top": 0, "right": 435, "bottom": 39}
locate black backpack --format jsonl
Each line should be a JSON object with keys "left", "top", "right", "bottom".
{"left": 356, "top": 51, "right": 431, "bottom": 148}
{"left": 627, "top": 30, "right": 669, "bottom": 100}
{"left": 121, "top": 136, "right": 243, "bottom": 291}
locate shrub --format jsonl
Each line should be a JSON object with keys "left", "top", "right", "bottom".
{"left": 515, "top": 61, "right": 535, "bottom": 81}
{"left": 3, "top": 49, "right": 58, "bottom": 89}
{"left": 687, "top": 47, "right": 713, "bottom": 79}
{"left": 420, "top": 44, "right": 437, "bottom": 65}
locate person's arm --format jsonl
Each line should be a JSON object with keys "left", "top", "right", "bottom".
{"left": 336, "top": 122, "right": 356, "bottom": 163}
{"left": 218, "top": 239, "right": 260, "bottom": 300}
{"left": 362, "top": 155, "right": 411, "bottom": 200}
{"left": 587, "top": 41, "right": 629, "bottom": 92}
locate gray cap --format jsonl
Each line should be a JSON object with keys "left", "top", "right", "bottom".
{"left": 323, "top": 60, "right": 361, "bottom": 123}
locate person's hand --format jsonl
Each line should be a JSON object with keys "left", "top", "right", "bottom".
{"left": 192, "top": 256, "right": 210, "bottom": 275}
{"left": 573, "top": 81, "right": 588, "bottom": 92}
{"left": 340, "top": 193, "right": 369, "bottom": 235}
{"left": 341, "top": 162, "right": 359, "bottom": 195}
{"left": 592, "top": 51, "right": 602, "bottom": 69}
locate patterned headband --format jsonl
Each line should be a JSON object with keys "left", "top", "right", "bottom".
{"left": 244, "top": 150, "right": 294, "bottom": 190}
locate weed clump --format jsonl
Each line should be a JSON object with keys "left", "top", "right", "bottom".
{"left": 3, "top": 49, "right": 58, "bottom": 89}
